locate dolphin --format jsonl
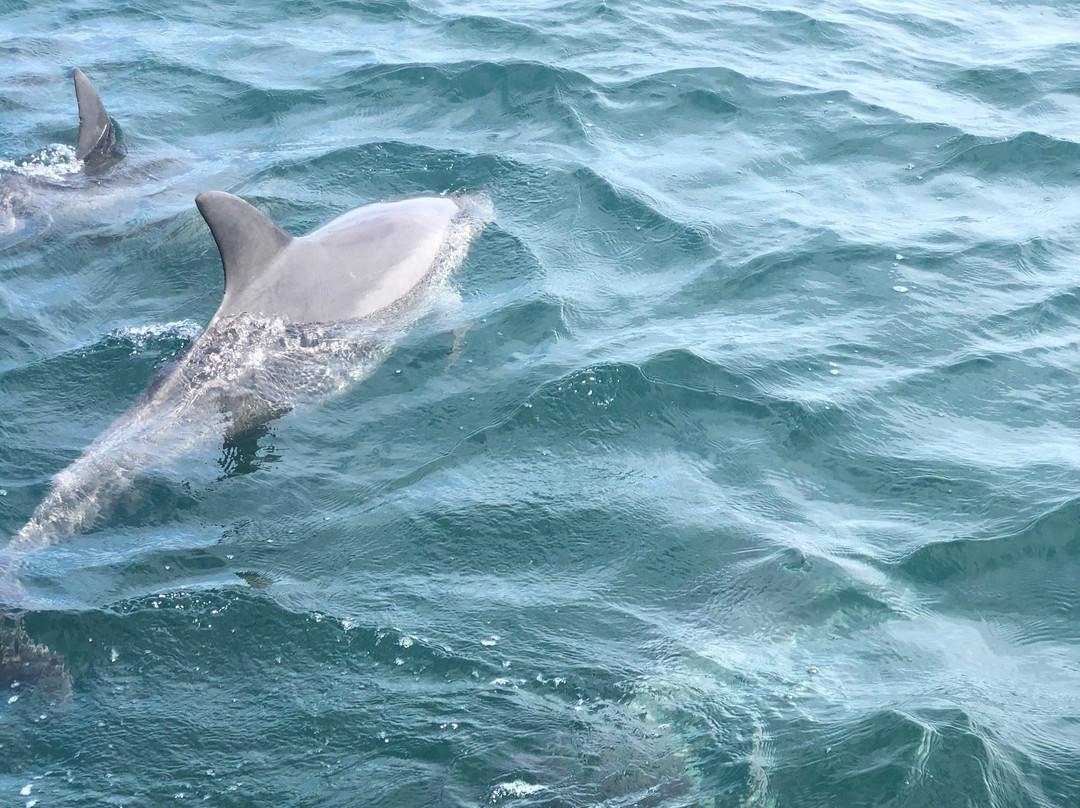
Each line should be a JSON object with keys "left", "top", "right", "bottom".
{"left": 1, "top": 190, "right": 487, "bottom": 693}
{"left": 12, "top": 190, "right": 485, "bottom": 546}
{"left": 1, "top": 68, "right": 124, "bottom": 237}
{"left": 0, "top": 69, "right": 125, "bottom": 698}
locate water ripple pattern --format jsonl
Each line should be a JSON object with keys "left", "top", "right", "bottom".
{"left": 2, "top": 1, "right": 1079, "bottom": 805}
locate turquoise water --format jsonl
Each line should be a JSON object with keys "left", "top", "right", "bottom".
{"left": 2, "top": 0, "right": 1080, "bottom": 804}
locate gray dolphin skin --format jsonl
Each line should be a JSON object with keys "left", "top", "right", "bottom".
{"left": 198, "top": 191, "right": 471, "bottom": 322}
{"left": 72, "top": 68, "right": 119, "bottom": 163}
{"left": 1, "top": 190, "right": 486, "bottom": 694}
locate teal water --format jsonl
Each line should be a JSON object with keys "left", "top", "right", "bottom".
{"left": 2, "top": 0, "right": 1080, "bottom": 805}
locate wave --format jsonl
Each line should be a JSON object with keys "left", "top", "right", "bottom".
{"left": 3, "top": 3, "right": 1080, "bottom": 806}
{"left": 923, "top": 130, "right": 1080, "bottom": 183}
{"left": 898, "top": 497, "right": 1080, "bottom": 587}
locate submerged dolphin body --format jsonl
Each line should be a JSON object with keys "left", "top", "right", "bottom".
{"left": 13, "top": 191, "right": 485, "bottom": 547}
{"left": 0, "top": 69, "right": 123, "bottom": 237}
{"left": 0, "top": 69, "right": 124, "bottom": 698}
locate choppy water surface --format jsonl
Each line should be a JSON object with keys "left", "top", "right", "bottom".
{"left": 2, "top": 1, "right": 1080, "bottom": 805}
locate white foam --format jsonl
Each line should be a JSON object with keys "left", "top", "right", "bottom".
{"left": 0, "top": 206, "right": 23, "bottom": 237}
{"left": 457, "top": 190, "right": 495, "bottom": 224}
{"left": 0, "top": 144, "right": 83, "bottom": 181}
{"left": 490, "top": 781, "right": 546, "bottom": 802}
{"left": 111, "top": 320, "right": 203, "bottom": 350}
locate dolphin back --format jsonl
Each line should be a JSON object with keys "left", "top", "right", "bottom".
{"left": 196, "top": 191, "right": 469, "bottom": 324}
{"left": 73, "top": 68, "right": 117, "bottom": 162}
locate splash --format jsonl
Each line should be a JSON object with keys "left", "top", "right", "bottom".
{"left": 490, "top": 781, "right": 546, "bottom": 802}
{"left": 0, "top": 144, "right": 86, "bottom": 238}
{"left": 0, "top": 144, "right": 83, "bottom": 181}
{"left": 110, "top": 319, "right": 204, "bottom": 353}
{"left": 111, "top": 319, "right": 203, "bottom": 343}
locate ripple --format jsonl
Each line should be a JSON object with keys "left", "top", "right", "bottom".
{"left": 4, "top": 1, "right": 1080, "bottom": 806}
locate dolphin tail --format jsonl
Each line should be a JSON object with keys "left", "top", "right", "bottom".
{"left": 72, "top": 68, "right": 117, "bottom": 162}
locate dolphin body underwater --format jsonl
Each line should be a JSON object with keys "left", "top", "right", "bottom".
{"left": 1, "top": 188, "right": 487, "bottom": 695}
{"left": 0, "top": 69, "right": 123, "bottom": 236}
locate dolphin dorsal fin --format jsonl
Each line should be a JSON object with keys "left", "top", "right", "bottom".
{"left": 195, "top": 191, "right": 293, "bottom": 294}
{"left": 73, "top": 69, "right": 114, "bottom": 160}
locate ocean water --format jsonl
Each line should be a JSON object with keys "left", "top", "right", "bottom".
{"left": 2, "top": 0, "right": 1079, "bottom": 805}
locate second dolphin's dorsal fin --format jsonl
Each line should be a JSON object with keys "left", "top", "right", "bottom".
{"left": 195, "top": 191, "right": 294, "bottom": 295}
{"left": 73, "top": 69, "right": 114, "bottom": 160}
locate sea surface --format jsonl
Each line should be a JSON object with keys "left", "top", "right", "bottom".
{"left": 2, "top": 1, "right": 1079, "bottom": 805}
